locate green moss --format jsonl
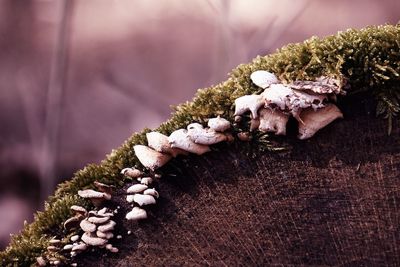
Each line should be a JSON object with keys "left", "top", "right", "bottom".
{"left": 1, "top": 24, "right": 400, "bottom": 266}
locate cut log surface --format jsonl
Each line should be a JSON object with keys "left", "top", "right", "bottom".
{"left": 77, "top": 95, "right": 400, "bottom": 266}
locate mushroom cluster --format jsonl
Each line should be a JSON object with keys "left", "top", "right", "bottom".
{"left": 62, "top": 206, "right": 119, "bottom": 257}
{"left": 132, "top": 116, "right": 232, "bottom": 171}
{"left": 235, "top": 70, "right": 344, "bottom": 139}
{"left": 78, "top": 181, "right": 114, "bottom": 207}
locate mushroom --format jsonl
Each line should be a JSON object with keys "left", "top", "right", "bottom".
{"left": 88, "top": 215, "right": 110, "bottom": 224}
{"left": 288, "top": 76, "right": 342, "bottom": 95}
{"left": 78, "top": 189, "right": 111, "bottom": 207}
{"left": 96, "top": 231, "right": 114, "bottom": 239}
{"left": 70, "top": 205, "right": 87, "bottom": 217}
{"left": 207, "top": 116, "right": 231, "bottom": 132}
{"left": 97, "top": 207, "right": 114, "bottom": 217}
{"left": 94, "top": 181, "right": 115, "bottom": 195}
{"left": 133, "top": 145, "right": 172, "bottom": 171}
{"left": 143, "top": 188, "right": 159, "bottom": 198}
{"left": 126, "top": 207, "right": 147, "bottom": 221}
{"left": 64, "top": 215, "right": 83, "bottom": 231}
{"left": 250, "top": 70, "right": 279, "bottom": 89}
{"left": 187, "top": 123, "right": 227, "bottom": 145}
{"left": 139, "top": 177, "right": 153, "bottom": 185}
{"left": 71, "top": 242, "right": 87, "bottom": 252}
{"left": 258, "top": 108, "right": 290, "bottom": 135}
{"left": 70, "top": 235, "right": 80, "bottom": 242}
{"left": 97, "top": 220, "right": 116, "bottom": 233}
{"left": 106, "top": 244, "right": 119, "bottom": 253}
{"left": 80, "top": 219, "right": 97, "bottom": 233}
{"left": 262, "top": 84, "right": 328, "bottom": 120}
{"left": 132, "top": 194, "right": 156, "bottom": 206}
{"left": 146, "top": 132, "right": 188, "bottom": 157}
{"left": 47, "top": 245, "right": 59, "bottom": 252}
{"left": 234, "top": 94, "right": 264, "bottom": 119}
{"left": 127, "top": 184, "right": 148, "bottom": 194}
{"left": 126, "top": 195, "right": 135, "bottom": 203}
{"left": 36, "top": 257, "right": 46, "bottom": 267}
{"left": 121, "top": 167, "right": 142, "bottom": 178}
{"left": 81, "top": 232, "right": 108, "bottom": 247}
{"left": 297, "top": 103, "right": 343, "bottom": 140}
{"left": 168, "top": 129, "right": 211, "bottom": 155}
{"left": 63, "top": 244, "right": 74, "bottom": 251}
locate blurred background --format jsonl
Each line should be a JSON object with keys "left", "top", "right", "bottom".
{"left": 0, "top": 0, "right": 399, "bottom": 249}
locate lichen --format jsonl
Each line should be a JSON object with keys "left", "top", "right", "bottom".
{"left": 1, "top": 24, "right": 400, "bottom": 266}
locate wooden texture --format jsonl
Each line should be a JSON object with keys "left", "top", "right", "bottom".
{"left": 77, "top": 95, "right": 400, "bottom": 266}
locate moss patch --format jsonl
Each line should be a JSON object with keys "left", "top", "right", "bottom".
{"left": 1, "top": 24, "right": 400, "bottom": 266}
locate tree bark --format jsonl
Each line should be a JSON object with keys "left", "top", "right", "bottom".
{"left": 78, "top": 94, "right": 400, "bottom": 266}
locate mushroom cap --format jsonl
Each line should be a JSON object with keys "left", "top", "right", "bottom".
{"left": 63, "top": 244, "right": 74, "bottom": 250}
{"left": 125, "top": 207, "right": 147, "bottom": 221}
{"left": 121, "top": 167, "right": 142, "bottom": 178}
{"left": 207, "top": 116, "right": 231, "bottom": 132}
{"left": 143, "top": 188, "right": 159, "bottom": 198}
{"left": 79, "top": 219, "right": 97, "bottom": 233}
{"left": 88, "top": 216, "right": 110, "bottom": 224}
{"left": 70, "top": 205, "right": 87, "bottom": 216}
{"left": 168, "top": 129, "right": 211, "bottom": 155}
{"left": 94, "top": 181, "right": 115, "bottom": 195}
{"left": 97, "top": 220, "right": 116, "bottom": 232}
{"left": 147, "top": 132, "right": 190, "bottom": 158}
{"left": 126, "top": 194, "right": 135, "bottom": 203}
{"left": 187, "top": 124, "right": 227, "bottom": 145}
{"left": 127, "top": 184, "right": 148, "bottom": 194}
{"left": 63, "top": 215, "right": 84, "bottom": 231}
{"left": 250, "top": 70, "right": 279, "bottom": 89}
{"left": 133, "top": 194, "right": 156, "bottom": 206}
{"left": 71, "top": 242, "right": 87, "bottom": 252}
{"left": 78, "top": 189, "right": 105, "bottom": 199}
{"left": 140, "top": 177, "right": 153, "bottom": 185}
{"left": 298, "top": 103, "right": 343, "bottom": 140}
{"left": 133, "top": 145, "right": 172, "bottom": 171}
{"left": 81, "top": 232, "right": 108, "bottom": 247}
{"left": 96, "top": 230, "right": 114, "bottom": 239}
{"left": 234, "top": 94, "right": 264, "bottom": 118}
{"left": 258, "top": 108, "right": 289, "bottom": 135}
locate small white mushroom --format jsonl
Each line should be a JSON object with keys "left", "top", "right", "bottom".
{"left": 126, "top": 207, "right": 147, "bottom": 221}
{"left": 106, "top": 244, "right": 119, "bottom": 253}
{"left": 71, "top": 242, "right": 87, "bottom": 252}
{"left": 64, "top": 215, "right": 83, "bottom": 231}
{"left": 94, "top": 181, "right": 114, "bottom": 195}
{"left": 207, "top": 116, "right": 231, "bottom": 132}
{"left": 134, "top": 145, "right": 172, "bottom": 171}
{"left": 126, "top": 195, "right": 135, "bottom": 203}
{"left": 47, "top": 245, "right": 59, "bottom": 252}
{"left": 97, "top": 207, "right": 114, "bottom": 217}
{"left": 234, "top": 94, "right": 264, "bottom": 118}
{"left": 297, "top": 103, "right": 343, "bottom": 140}
{"left": 97, "top": 220, "right": 116, "bottom": 232}
{"left": 143, "top": 188, "right": 159, "bottom": 198}
{"left": 79, "top": 219, "right": 97, "bottom": 233}
{"left": 70, "top": 235, "right": 80, "bottom": 242}
{"left": 133, "top": 194, "right": 156, "bottom": 206}
{"left": 168, "top": 129, "right": 211, "bottom": 155}
{"left": 146, "top": 132, "right": 189, "bottom": 157}
{"left": 88, "top": 216, "right": 110, "bottom": 224}
{"left": 96, "top": 230, "right": 114, "bottom": 239}
{"left": 262, "top": 84, "right": 294, "bottom": 110}
{"left": 49, "top": 238, "right": 61, "bottom": 245}
{"left": 127, "top": 184, "right": 148, "bottom": 194}
{"left": 187, "top": 123, "right": 227, "bottom": 145}
{"left": 81, "top": 232, "right": 108, "bottom": 247}
{"left": 121, "top": 167, "right": 142, "bottom": 178}
{"left": 140, "top": 177, "right": 153, "bottom": 185}
{"left": 250, "top": 70, "right": 279, "bottom": 89}
{"left": 258, "top": 108, "right": 290, "bottom": 135}
{"left": 78, "top": 189, "right": 111, "bottom": 207}
{"left": 63, "top": 244, "right": 74, "bottom": 250}
{"left": 70, "top": 205, "right": 87, "bottom": 216}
